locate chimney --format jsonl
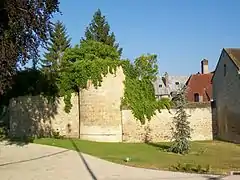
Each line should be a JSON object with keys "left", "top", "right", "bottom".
{"left": 163, "top": 72, "right": 169, "bottom": 87}
{"left": 201, "top": 59, "right": 208, "bottom": 74}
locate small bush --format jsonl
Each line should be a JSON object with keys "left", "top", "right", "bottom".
{"left": 206, "top": 164, "right": 211, "bottom": 173}
{"left": 183, "top": 163, "right": 193, "bottom": 171}
{"left": 170, "top": 162, "right": 211, "bottom": 174}
{"left": 0, "top": 127, "right": 7, "bottom": 139}
{"left": 52, "top": 130, "right": 64, "bottom": 139}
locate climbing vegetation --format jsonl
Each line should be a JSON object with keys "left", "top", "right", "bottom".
{"left": 58, "top": 40, "right": 122, "bottom": 112}
{"left": 121, "top": 54, "right": 172, "bottom": 124}
{"left": 59, "top": 41, "right": 171, "bottom": 124}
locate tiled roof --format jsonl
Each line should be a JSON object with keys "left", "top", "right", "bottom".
{"left": 186, "top": 73, "right": 213, "bottom": 102}
{"left": 153, "top": 75, "right": 189, "bottom": 96}
{"left": 224, "top": 48, "right": 240, "bottom": 69}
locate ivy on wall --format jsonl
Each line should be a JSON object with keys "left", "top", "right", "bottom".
{"left": 58, "top": 41, "right": 171, "bottom": 124}
{"left": 121, "top": 55, "right": 172, "bottom": 124}
{"left": 58, "top": 40, "right": 122, "bottom": 112}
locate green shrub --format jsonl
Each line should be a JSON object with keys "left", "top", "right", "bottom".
{"left": 0, "top": 127, "right": 6, "bottom": 139}
{"left": 170, "top": 162, "right": 211, "bottom": 174}
{"left": 52, "top": 130, "right": 64, "bottom": 139}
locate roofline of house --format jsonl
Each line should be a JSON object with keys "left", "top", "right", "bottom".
{"left": 211, "top": 48, "right": 240, "bottom": 83}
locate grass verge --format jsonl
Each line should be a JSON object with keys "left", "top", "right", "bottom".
{"left": 34, "top": 138, "right": 240, "bottom": 175}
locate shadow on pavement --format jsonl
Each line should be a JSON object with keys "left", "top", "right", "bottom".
{"left": 205, "top": 177, "right": 221, "bottom": 180}
{"left": 203, "top": 175, "right": 227, "bottom": 180}
{"left": 2, "top": 137, "right": 34, "bottom": 146}
{"left": 0, "top": 149, "right": 69, "bottom": 167}
{"left": 70, "top": 139, "right": 98, "bottom": 180}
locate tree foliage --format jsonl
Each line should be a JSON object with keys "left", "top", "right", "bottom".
{"left": 82, "top": 9, "right": 122, "bottom": 56}
{"left": 58, "top": 40, "right": 122, "bottom": 112}
{"left": 59, "top": 42, "right": 171, "bottom": 123}
{"left": 169, "top": 86, "right": 191, "bottom": 154}
{"left": 41, "top": 20, "right": 71, "bottom": 72}
{"left": 0, "top": 0, "right": 60, "bottom": 94}
{"left": 0, "top": 69, "right": 58, "bottom": 107}
{"left": 122, "top": 54, "right": 171, "bottom": 124}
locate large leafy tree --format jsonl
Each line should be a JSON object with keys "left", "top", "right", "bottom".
{"left": 0, "top": 0, "right": 60, "bottom": 95}
{"left": 41, "top": 20, "right": 71, "bottom": 72}
{"left": 82, "top": 9, "right": 122, "bottom": 56}
{"left": 135, "top": 54, "right": 158, "bottom": 81}
{"left": 122, "top": 54, "right": 171, "bottom": 124}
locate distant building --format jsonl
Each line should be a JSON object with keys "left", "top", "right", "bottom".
{"left": 212, "top": 48, "right": 240, "bottom": 143}
{"left": 185, "top": 59, "right": 213, "bottom": 102}
{"left": 153, "top": 73, "right": 188, "bottom": 99}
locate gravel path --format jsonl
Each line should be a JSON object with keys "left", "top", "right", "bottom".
{"left": 0, "top": 141, "right": 237, "bottom": 180}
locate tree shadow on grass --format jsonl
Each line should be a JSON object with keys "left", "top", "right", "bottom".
{"left": 70, "top": 139, "right": 98, "bottom": 180}
{"left": 145, "top": 142, "right": 170, "bottom": 151}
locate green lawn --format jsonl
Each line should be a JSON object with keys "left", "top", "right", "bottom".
{"left": 34, "top": 138, "right": 240, "bottom": 174}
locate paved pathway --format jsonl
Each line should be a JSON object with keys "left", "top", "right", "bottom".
{"left": 0, "top": 141, "right": 238, "bottom": 180}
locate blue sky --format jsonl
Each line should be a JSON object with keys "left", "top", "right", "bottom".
{"left": 45, "top": 0, "right": 240, "bottom": 75}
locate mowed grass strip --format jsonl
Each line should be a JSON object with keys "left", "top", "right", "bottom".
{"left": 34, "top": 138, "right": 240, "bottom": 174}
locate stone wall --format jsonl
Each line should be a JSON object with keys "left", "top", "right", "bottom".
{"left": 9, "top": 66, "right": 213, "bottom": 143}
{"left": 212, "top": 50, "right": 240, "bottom": 143}
{"left": 9, "top": 67, "right": 125, "bottom": 142}
{"left": 9, "top": 94, "right": 80, "bottom": 138}
{"left": 122, "top": 107, "right": 213, "bottom": 142}
{"left": 79, "top": 67, "right": 125, "bottom": 142}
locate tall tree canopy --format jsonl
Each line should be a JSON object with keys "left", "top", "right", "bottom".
{"left": 0, "top": 0, "right": 60, "bottom": 94}
{"left": 82, "top": 9, "right": 122, "bottom": 56}
{"left": 41, "top": 20, "right": 71, "bottom": 72}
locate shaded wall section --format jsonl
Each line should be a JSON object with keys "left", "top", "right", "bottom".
{"left": 9, "top": 94, "right": 79, "bottom": 138}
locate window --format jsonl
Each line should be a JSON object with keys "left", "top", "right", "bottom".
{"left": 159, "top": 84, "right": 162, "bottom": 87}
{"left": 194, "top": 93, "right": 200, "bottom": 102}
{"left": 175, "top": 82, "right": 179, "bottom": 85}
{"left": 224, "top": 64, "right": 226, "bottom": 76}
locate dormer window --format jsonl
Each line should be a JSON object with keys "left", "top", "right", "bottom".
{"left": 175, "top": 82, "right": 179, "bottom": 85}
{"left": 159, "top": 84, "right": 162, "bottom": 88}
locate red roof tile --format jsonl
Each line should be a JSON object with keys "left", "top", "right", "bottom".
{"left": 186, "top": 73, "right": 213, "bottom": 102}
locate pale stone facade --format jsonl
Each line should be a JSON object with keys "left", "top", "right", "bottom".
{"left": 212, "top": 49, "right": 240, "bottom": 143}
{"left": 9, "top": 66, "right": 213, "bottom": 142}
{"left": 79, "top": 67, "right": 125, "bottom": 142}
{"left": 122, "top": 107, "right": 213, "bottom": 142}
{"left": 9, "top": 67, "right": 125, "bottom": 142}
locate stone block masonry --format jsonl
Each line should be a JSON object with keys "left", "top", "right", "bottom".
{"left": 122, "top": 107, "right": 213, "bottom": 142}
{"left": 9, "top": 66, "right": 213, "bottom": 142}
{"left": 9, "top": 94, "right": 80, "bottom": 138}
{"left": 79, "top": 67, "right": 125, "bottom": 142}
